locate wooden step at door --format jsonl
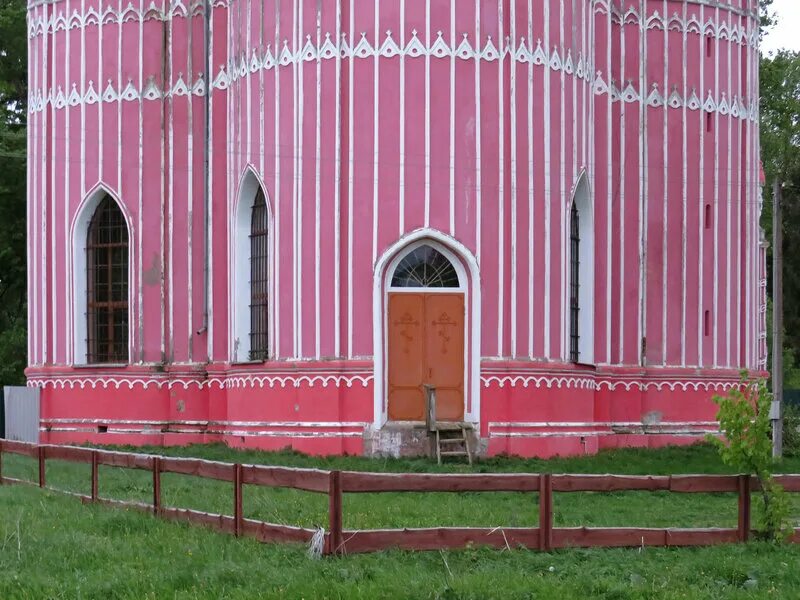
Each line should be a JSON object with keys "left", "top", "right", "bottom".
{"left": 434, "top": 426, "right": 473, "bottom": 465}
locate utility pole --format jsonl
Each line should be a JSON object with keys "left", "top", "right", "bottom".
{"left": 772, "top": 179, "right": 783, "bottom": 459}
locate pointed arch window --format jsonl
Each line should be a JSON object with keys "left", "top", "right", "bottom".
{"left": 569, "top": 202, "right": 581, "bottom": 363}
{"left": 86, "top": 196, "right": 129, "bottom": 363}
{"left": 390, "top": 245, "right": 460, "bottom": 288}
{"left": 249, "top": 188, "right": 269, "bottom": 360}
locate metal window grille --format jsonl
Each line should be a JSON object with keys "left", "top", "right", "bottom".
{"left": 569, "top": 202, "right": 580, "bottom": 363}
{"left": 390, "top": 245, "right": 459, "bottom": 288}
{"left": 249, "top": 189, "right": 269, "bottom": 360}
{"left": 86, "top": 196, "right": 129, "bottom": 363}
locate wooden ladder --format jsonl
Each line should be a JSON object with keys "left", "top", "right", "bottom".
{"left": 434, "top": 425, "right": 473, "bottom": 465}
{"left": 424, "top": 384, "right": 473, "bottom": 465}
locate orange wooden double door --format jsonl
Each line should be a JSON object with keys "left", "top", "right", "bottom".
{"left": 387, "top": 292, "right": 465, "bottom": 421}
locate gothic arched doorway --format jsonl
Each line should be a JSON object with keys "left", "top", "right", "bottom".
{"left": 386, "top": 243, "right": 466, "bottom": 421}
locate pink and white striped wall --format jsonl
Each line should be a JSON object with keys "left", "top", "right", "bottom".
{"left": 26, "top": 0, "right": 767, "bottom": 457}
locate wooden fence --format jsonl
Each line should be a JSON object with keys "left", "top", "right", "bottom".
{"left": 1, "top": 439, "right": 799, "bottom": 554}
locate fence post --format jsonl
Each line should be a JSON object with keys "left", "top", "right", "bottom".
{"left": 539, "top": 473, "right": 552, "bottom": 552}
{"left": 38, "top": 445, "right": 46, "bottom": 488}
{"left": 91, "top": 451, "right": 99, "bottom": 501}
{"left": 738, "top": 474, "right": 751, "bottom": 543}
{"left": 328, "top": 470, "right": 343, "bottom": 556}
{"left": 152, "top": 456, "right": 161, "bottom": 516}
{"left": 234, "top": 464, "right": 243, "bottom": 537}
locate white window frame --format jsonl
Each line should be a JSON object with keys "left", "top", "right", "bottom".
{"left": 231, "top": 168, "right": 273, "bottom": 363}
{"left": 70, "top": 185, "right": 133, "bottom": 365}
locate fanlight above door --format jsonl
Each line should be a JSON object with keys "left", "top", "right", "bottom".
{"left": 390, "top": 245, "right": 460, "bottom": 288}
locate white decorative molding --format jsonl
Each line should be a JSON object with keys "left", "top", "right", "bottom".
{"left": 480, "top": 374, "right": 740, "bottom": 392}
{"left": 29, "top": 369, "right": 740, "bottom": 393}
{"left": 27, "top": 29, "right": 758, "bottom": 123}
{"left": 41, "top": 420, "right": 367, "bottom": 438}
{"left": 27, "top": 1, "right": 758, "bottom": 49}
{"left": 481, "top": 375, "right": 597, "bottom": 390}
{"left": 223, "top": 374, "right": 373, "bottom": 389}
{"left": 27, "top": 372, "right": 374, "bottom": 390}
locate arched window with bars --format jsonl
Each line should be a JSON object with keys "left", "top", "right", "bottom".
{"left": 569, "top": 202, "right": 581, "bottom": 362}
{"left": 86, "top": 196, "right": 129, "bottom": 363}
{"left": 249, "top": 188, "right": 269, "bottom": 360}
{"left": 568, "top": 174, "right": 594, "bottom": 364}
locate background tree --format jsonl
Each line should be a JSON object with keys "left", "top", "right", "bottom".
{"left": 0, "top": 0, "right": 28, "bottom": 386}
{"left": 758, "top": 0, "right": 800, "bottom": 391}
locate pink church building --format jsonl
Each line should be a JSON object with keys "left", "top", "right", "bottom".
{"left": 26, "top": 0, "right": 767, "bottom": 457}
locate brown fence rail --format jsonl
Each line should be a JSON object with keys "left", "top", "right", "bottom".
{"left": 1, "top": 440, "right": 799, "bottom": 555}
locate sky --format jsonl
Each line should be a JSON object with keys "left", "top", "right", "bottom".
{"left": 761, "top": 0, "right": 800, "bottom": 55}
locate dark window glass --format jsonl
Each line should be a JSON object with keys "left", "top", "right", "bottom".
{"left": 250, "top": 189, "right": 269, "bottom": 360}
{"left": 390, "top": 245, "right": 459, "bottom": 288}
{"left": 570, "top": 202, "right": 580, "bottom": 363}
{"left": 86, "top": 196, "right": 128, "bottom": 363}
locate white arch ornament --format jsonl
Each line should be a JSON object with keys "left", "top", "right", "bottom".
{"left": 70, "top": 184, "right": 134, "bottom": 365}
{"left": 372, "top": 229, "right": 481, "bottom": 430}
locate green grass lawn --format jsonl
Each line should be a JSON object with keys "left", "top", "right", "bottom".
{"left": 1, "top": 443, "right": 800, "bottom": 598}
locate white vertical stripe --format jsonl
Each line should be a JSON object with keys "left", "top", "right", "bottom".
{"left": 638, "top": 0, "right": 647, "bottom": 368}
{"left": 51, "top": 0, "right": 61, "bottom": 364}
{"left": 168, "top": 4, "right": 175, "bottom": 361}
{"left": 207, "top": 0, "right": 215, "bottom": 361}
{"left": 527, "top": 0, "right": 534, "bottom": 359}
{"left": 662, "top": 0, "right": 669, "bottom": 364}
{"left": 474, "top": 0, "right": 481, "bottom": 264}
{"left": 449, "top": 0, "right": 455, "bottom": 236}
{"left": 31, "top": 9, "right": 38, "bottom": 364}
{"left": 160, "top": 0, "right": 168, "bottom": 362}
{"left": 726, "top": 29, "right": 733, "bottom": 367}
{"left": 558, "top": 0, "right": 565, "bottom": 360}
{"left": 698, "top": 5, "right": 705, "bottom": 367}
{"left": 346, "top": 0, "right": 354, "bottom": 357}
{"left": 315, "top": 4, "right": 322, "bottom": 359}
{"left": 735, "top": 54, "right": 742, "bottom": 368}
{"left": 509, "top": 0, "right": 517, "bottom": 358}
{"left": 744, "top": 16, "right": 751, "bottom": 368}
{"left": 43, "top": 5, "right": 48, "bottom": 364}
{"left": 681, "top": 0, "right": 688, "bottom": 366}
{"left": 712, "top": 4, "right": 719, "bottom": 368}
{"left": 225, "top": 0, "right": 233, "bottom": 361}
{"left": 398, "top": 0, "right": 405, "bottom": 237}
{"left": 372, "top": 0, "right": 379, "bottom": 262}
{"left": 424, "top": 0, "right": 431, "bottom": 228}
{"left": 334, "top": 0, "right": 342, "bottom": 357}
{"left": 137, "top": 0, "right": 144, "bottom": 362}
{"left": 605, "top": 1, "right": 612, "bottom": 364}
{"left": 118, "top": 0, "right": 126, "bottom": 362}
{"left": 618, "top": 11, "right": 626, "bottom": 364}
{"left": 543, "top": 0, "right": 551, "bottom": 358}
{"left": 295, "top": 0, "right": 303, "bottom": 358}
{"left": 272, "top": 2, "right": 280, "bottom": 358}
{"left": 497, "top": 0, "right": 505, "bottom": 357}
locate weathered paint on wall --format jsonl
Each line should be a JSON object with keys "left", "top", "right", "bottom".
{"left": 26, "top": 0, "right": 767, "bottom": 456}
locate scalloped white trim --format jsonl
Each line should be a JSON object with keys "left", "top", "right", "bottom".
{"left": 26, "top": 30, "right": 758, "bottom": 123}
{"left": 28, "top": 372, "right": 739, "bottom": 393}
{"left": 27, "top": 373, "right": 374, "bottom": 390}
{"left": 480, "top": 375, "right": 739, "bottom": 392}
{"left": 27, "top": 1, "right": 757, "bottom": 49}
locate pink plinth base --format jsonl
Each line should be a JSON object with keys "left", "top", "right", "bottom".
{"left": 29, "top": 362, "right": 749, "bottom": 458}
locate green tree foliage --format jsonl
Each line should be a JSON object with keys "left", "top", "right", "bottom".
{"left": 0, "top": 0, "right": 28, "bottom": 385}
{"left": 709, "top": 375, "right": 792, "bottom": 542}
{"left": 759, "top": 0, "right": 800, "bottom": 386}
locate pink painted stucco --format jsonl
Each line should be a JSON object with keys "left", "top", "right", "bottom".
{"left": 26, "top": 0, "right": 768, "bottom": 456}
